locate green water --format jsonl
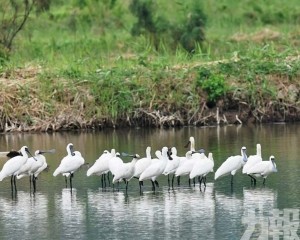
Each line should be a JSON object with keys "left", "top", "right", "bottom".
{"left": 0, "top": 124, "right": 299, "bottom": 239}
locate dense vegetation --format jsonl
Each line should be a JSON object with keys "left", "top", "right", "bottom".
{"left": 0, "top": 0, "right": 299, "bottom": 132}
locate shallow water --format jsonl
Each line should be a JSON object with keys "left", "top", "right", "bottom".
{"left": 0, "top": 124, "right": 299, "bottom": 239}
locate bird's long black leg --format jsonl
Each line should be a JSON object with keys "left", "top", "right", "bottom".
{"left": 203, "top": 176, "right": 207, "bottom": 188}
{"left": 177, "top": 176, "right": 180, "bottom": 186}
{"left": 101, "top": 175, "right": 104, "bottom": 188}
{"left": 193, "top": 178, "right": 196, "bottom": 187}
{"left": 107, "top": 172, "right": 111, "bottom": 187}
{"left": 154, "top": 180, "right": 159, "bottom": 188}
{"left": 231, "top": 175, "right": 234, "bottom": 185}
{"left": 33, "top": 176, "right": 37, "bottom": 193}
{"left": 65, "top": 176, "right": 68, "bottom": 188}
{"left": 125, "top": 180, "right": 129, "bottom": 194}
{"left": 188, "top": 178, "right": 191, "bottom": 187}
{"left": 139, "top": 181, "right": 143, "bottom": 195}
{"left": 104, "top": 174, "right": 107, "bottom": 188}
{"left": 29, "top": 175, "right": 32, "bottom": 191}
{"left": 248, "top": 175, "right": 256, "bottom": 186}
{"left": 13, "top": 175, "right": 17, "bottom": 192}
{"left": 167, "top": 175, "right": 170, "bottom": 189}
{"left": 11, "top": 175, "right": 14, "bottom": 193}
{"left": 198, "top": 176, "right": 202, "bottom": 189}
{"left": 70, "top": 173, "right": 73, "bottom": 191}
{"left": 263, "top": 178, "right": 266, "bottom": 185}
{"left": 151, "top": 180, "right": 155, "bottom": 192}
{"left": 171, "top": 174, "right": 175, "bottom": 189}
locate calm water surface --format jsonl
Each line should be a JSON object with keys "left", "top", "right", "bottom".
{"left": 0, "top": 124, "right": 299, "bottom": 240}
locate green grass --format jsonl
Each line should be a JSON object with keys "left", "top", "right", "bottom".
{"left": 0, "top": 0, "right": 300, "bottom": 130}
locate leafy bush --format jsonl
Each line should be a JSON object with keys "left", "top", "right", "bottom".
{"left": 196, "top": 68, "right": 228, "bottom": 103}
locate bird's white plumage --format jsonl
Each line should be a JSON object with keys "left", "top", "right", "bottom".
{"left": 163, "top": 147, "right": 180, "bottom": 175}
{"left": 0, "top": 146, "right": 31, "bottom": 181}
{"left": 16, "top": 150, "right": 46, "bottom": 179}
{"left": 190, "top": 152, "right": 214, "bottom": 179}
{"left": 188, "top": 136, "right": 196, "bottom": 151}
{"left": 108, "top": 150, "right": 124, "bottom": 177}
{"left": 247, "top": 155, "right": 277, "bottom": 179}
{"left": 112, "top": 154, "right": 140, "bottom": 183}
{"left": 133, "top": 146, "right": 152, "bottom": 178}
{"left": 175, "top": 151, "right": 195, "bottom": 177}
{"left": 53, "top": 144, "right": 85, "bottom": 177}
{"left": 86, "top": 149, "right": 113, "bottom": 177}
{"left": 242, "top": 143, "right": 262, "bottom": 174}
{"left": 34, "top": 159, "right": 48, "bottom": 178}
{"left": 139, "top": 147, "right": 170, "bottom": 182}
{"left": 215, "top": 147, "right": 247, "bottom": 180}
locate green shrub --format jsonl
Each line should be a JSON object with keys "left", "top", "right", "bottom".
{"left": 196, "top": 68, "right": 228, "bottom": 103}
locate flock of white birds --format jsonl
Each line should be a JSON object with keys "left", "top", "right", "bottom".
{"left": 0, "top": 136, "right": 278, "bottom": 194}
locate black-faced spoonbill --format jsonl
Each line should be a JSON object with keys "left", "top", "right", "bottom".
{"left": 190, "top": 151, "right": 214, "bottom": 190}
{"left": 139, "top": 147, "right": 172, "bottom": 192}
{"left": 163, "top": 147, "right": 180, "bottom": 189}
{"left": 87, "top": 149, "right": 114, "bottom": 188}
{"left": 242, "top": 143, "right": 262, "bottom": 185}
{"left": 112, "top": 153, "right": 140, "bottom": 194}
{"left": 175, "top": 150, "right": 198, "bottom": 186}
{"left": 0, "top": 146, "right": 34, "bottom": 193}
{"left": 53, "top": 143, "right": 85, "bottom": 190}
{"left": 214, "top": 146, "right": 247, "bottom": 185}
{"left": 246, "top": 155, "right": 277, "bottom": 185}
{"left": 17, "top": 149, "right": 55, "bottom": 192}
{"left": 132, "top": 146, "right": 152, "bottom": 192}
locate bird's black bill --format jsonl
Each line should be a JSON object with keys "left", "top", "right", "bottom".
{"left": 25, "top": 148, "right": 38, "bottom": 161}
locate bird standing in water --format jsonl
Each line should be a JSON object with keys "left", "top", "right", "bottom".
{"left": 53, "top": 143, "right": 85, "bottom": 191}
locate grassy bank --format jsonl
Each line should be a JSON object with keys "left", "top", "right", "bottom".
{"left": 0, "top": 0, "right": 300, "bottom": 131}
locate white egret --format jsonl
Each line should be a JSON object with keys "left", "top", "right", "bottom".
{"left": 53, "top": 143, "right": 85, "bottom": 190}
{"left": 190, "top": 151, "right": 214, "bottom": 189}
{"left": 242, "top": 143, "right": 262, "bottom": 184}
{"left": 247, "top": 155, "right": 277, "bottom": 185}
{"left": 0, "top": 146, "right": 34, "bottom": 193}
{"left": 214, "top": 146, "right": 247, "bottom": 185}
{"left": 139, "top": 147, "right": 172, "bottom": 192}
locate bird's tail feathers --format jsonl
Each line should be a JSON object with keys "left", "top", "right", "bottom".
{"left": 0, "top": 172, "right": 5, "bottom": 181}
{"left": 53, "top": 168, "right": 61, "bottom": 177}
{"left": 86, "top": 167, "right": 94, "bottom": 177}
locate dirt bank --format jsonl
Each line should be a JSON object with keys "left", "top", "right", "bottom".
{"left": 0, "top": 64, "right": 299, "bottom": 132}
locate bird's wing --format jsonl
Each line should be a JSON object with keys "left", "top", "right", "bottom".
{"left": 242, "top": 155, "right": 262, "bottom": 173}
{"left": 247, "top": 161, "right": 268, "bottom": 174}
{"left": 215, "top": 156, "right": 242, "bottom": 179}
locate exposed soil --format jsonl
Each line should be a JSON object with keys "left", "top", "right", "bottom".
{"left": 0, "top": 64, "right": 299, "bottom": 132}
